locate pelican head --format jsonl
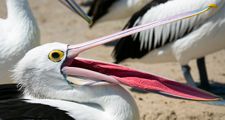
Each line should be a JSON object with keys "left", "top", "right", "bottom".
{"left": 13, "top": 42, "right": 142, "bottom": 120}
{"left": 13, "top": 43, "right": 68, "bottom": 99}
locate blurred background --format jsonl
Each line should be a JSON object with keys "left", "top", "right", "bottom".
{"left": 1, "top": 0, "right": 225, "bottom": 119}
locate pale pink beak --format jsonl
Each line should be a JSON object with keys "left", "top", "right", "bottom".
{"left": 61, "top": 5, "right": 220, "bottom": 101}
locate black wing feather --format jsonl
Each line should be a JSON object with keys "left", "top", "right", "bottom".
{"left": 0, "top": 84, "right": 22, "bottom": 100}
{"left": 113, "top": 0, "right": 169, "bottom": 63}
{"left": 0, "top": 99, "right": 74, "bottom": 120}
{"left": 88, "top": 0, "right": 118, "bottom": 27}
{"left": 0, "top": 84, "right": 74, "bottom": 120}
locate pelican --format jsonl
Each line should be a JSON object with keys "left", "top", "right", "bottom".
{"left": 111, "top": 0, "right": 225, "bottom": 93}
{"left": 0, "top": 41, "right": 219, "bottom": 119}
{"left": 0, "top": 9, "right": 221, "bottom": 119}
{"left": 0, "top": 0, "right": 91, "bottom": 84}
{"left": 88, "top": 0, "right": 151, "bottom": 27}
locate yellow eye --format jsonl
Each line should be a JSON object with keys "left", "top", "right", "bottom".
{"left": 48, "top": 50, "right": 64, "bottom": 62}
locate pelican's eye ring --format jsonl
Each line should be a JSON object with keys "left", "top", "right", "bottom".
{"left": 48, "top": 50, "right": 64, "bottom": 62}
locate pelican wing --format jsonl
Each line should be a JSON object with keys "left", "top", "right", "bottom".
{"left": 0, "top": 100, "right": 74, "bottom": 120}
{"left": 113, "top": 0, "right": 221, "bottom": 63}
{"left": 0, "top": 84, "right": 21, "bottom": 100}
{"left": 0, "top": 84, "right": 74, "bottom": 120}
{"left": 88, "top": 0, "right": 118, "bottom": 25}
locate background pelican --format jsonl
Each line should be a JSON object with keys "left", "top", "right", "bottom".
{"left": 109, "top": 0, "right": 225, "bottom": 93}
{"left": 88, "top": 0, "right": 151, "bottom": 27}
{"left": 0, "top": 0, "right": 91, "bottom": 84}
{"left": 0, "top": 0, "right": 40, "bottom": 84}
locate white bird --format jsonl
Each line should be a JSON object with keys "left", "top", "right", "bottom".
{"left": 111, "top": 0, "right": 225, "bottom": 93}
{"left": 0, "top": 0, "right": 91, "bottom": 84}
{"left": 0, "top": 41, "right": 219, "bottom": 120}
{"left": 0, "top": 0, "right": 40, "bottom": 84}
{"left": 88, "top": 0, "right": 151, "bottom": 27}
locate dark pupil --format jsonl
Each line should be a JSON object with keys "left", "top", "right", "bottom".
{"left": 52, "top": 52, "right": 60, "bottom": 59}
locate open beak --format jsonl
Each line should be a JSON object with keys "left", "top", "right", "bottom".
{"left": 59, "top": 0, "right": 92, "bottom": 24}
{"left": 61, "top": 4, "right": 220, "bottom": 101}
{"left": 62, "top": 57, "right": 220, "bottom": 101}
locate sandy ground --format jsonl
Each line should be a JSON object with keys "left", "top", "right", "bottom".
{"left": 1, "top": 1, "right": 225, "bottom": 120}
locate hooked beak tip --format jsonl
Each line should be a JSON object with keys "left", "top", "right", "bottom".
{"left": 87, "top": 17, "right": 93, "bottom": 25}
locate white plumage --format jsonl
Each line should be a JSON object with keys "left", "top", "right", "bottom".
{"left": 0, "top": 0, "right": 40, "bottom": 84}
{"left": 0, "top": 0, "right": 91, "bottom": 84}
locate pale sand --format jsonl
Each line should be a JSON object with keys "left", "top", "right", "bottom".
{"left": 1, "top": 1, "right": 225, "bottom": 119}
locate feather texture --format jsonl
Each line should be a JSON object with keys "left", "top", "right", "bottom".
{"left": 88, "top": 0, "right": 118, "bottom": 25}
{"left": 0, "top": 99, "right": 74, "bottom": 120}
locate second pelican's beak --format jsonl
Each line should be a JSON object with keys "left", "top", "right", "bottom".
{"left": 59, "top": 0, "right": 92, "bottom": 24}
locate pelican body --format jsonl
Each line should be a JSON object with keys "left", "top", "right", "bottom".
{"left": 0, "top": 0, "right": 40, "bottom": 84}
{"left": 114, "top": 0, "right": 225, "bottom": 65}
